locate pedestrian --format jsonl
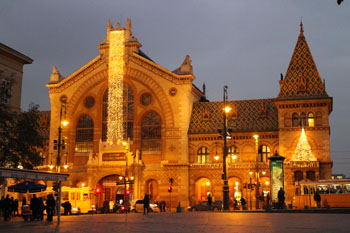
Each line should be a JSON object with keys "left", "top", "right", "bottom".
{"left": 207, "top": 194, "right": 212, "bottom": 211}
{"left": 277, "top": 187, "right": 285, "bottom": 209}
{"left": 38, "top": 197, "right": 45, "bottom": 220}
{"left": 30, "top": 194, "right": 40, "bottom": 220}
{"left": 21, "top": 197, "right": 27, "bottom": 215}
{"left": 0, "top": 196, "right": 4, "bottom": 219}
{"left": 314, "top": 190, "right": 321, "bottom": 208}
{"left": 240, "top": 197, "right": 247, "bottom": 210}
{"left": 143, "top": 193, "right": 150, "bottom": 215}
{"left": 103, "top": 199, "right": 109, "bottom": 214}
{"left": 13, "top": 199, "right": 19, "bottom": 216}
{"left": 266, "top": 192, "right": 270, "bottom": 206}
{"left": 233, "top": 199, "right": 238, "bottom": 210}
{"left": 3, "top": 195, "right": 11, "bottom": 221}
{"left": 10, "top": 197, "right": 14, "bottom": 217}
{"left": 161, "top": 200, "right": 166, "bottom": 212}
{"left": 46, "top": 194, "right": 56, "bottom": 221}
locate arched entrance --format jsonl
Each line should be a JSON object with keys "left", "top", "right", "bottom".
{"left": 145, "top": 179, "right": 158, "bottom": 203}
{"left": 95, "top": 174, "right": 131, "bottom": 210}
{"left": 228, "top": 177, "right": 242, "bottom": 201}
{"left": 195, "top": 178, "right": 212, "bottom": 203}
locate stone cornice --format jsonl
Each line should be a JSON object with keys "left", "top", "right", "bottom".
{"left": 46, "top": 56, "right": 105, "bottom": 93}
{"left": 129, "top": 53, "right": 195, "bottom": 85}
{"left": 279, "top": 127, "right": 330, "bottom": 132}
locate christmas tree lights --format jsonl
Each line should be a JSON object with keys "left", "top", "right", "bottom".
{"left": 291, "top": 128, "right": 317, "bottom": 161}
{"left": 107, "top": 29, "right": 125, "bottom": 144}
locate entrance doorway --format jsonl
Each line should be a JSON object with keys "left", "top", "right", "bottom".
{"left": 195, "top": 178, "right": 212, "bottom": 203}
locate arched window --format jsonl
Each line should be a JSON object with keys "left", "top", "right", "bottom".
{"left": 284, "top": 113, "right": 291, "bottom": 127}
{"left": 316, "top": 111, "right": 322, "bottom": 126}
{"left": 258, "top": 145, "right": 271, "bottom": 162}
{"left": 75, "top": 115, "right": 94, "bottom": 152}
{"left": 292, "top": 113, "right": 299, "bottom": 127}
{"left": 141, "top": 111, "right": 161, "bottom": 151}
{"left": 300, "top": 112, "right": 306, "bottom": 127}
{"left": 294, "top": 171, "right": 303, "bottom": 182}
{"left": 101, "top": 84, "right": 134, "bottom": 141}
{"left": 307, "top": 113, "right": 314, "bottom": 127}
{"left": 227, "top": 146, "right": 239, "bottom": 163}
{"left": 197, "top": 147, "right": 209, "bottom": 164}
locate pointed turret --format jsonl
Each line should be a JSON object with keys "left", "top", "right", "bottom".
{"left": 277, "top": 23, "right": 328, "bottom": 99}
{"left": 49, "top": 65, "right": 64, "bottom": 83}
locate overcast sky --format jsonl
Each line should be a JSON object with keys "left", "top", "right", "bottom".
{"left": 1, "top": 0, "right": 349, "bottom": 176}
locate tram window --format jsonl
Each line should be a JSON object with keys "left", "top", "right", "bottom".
{"left": 76, "top": 192, "right": 81, "bottom": 200}
{"left": 83, "top": 193, "right": 89, "bottom": 201}
{"left": 330, "top": 184, "right": 343, "bottom": 194}
{"left": 303, "top": 186, "right": 309, "bottom": 195}
{"left": 62, "top": 192, "right": 69, "bottom": 201}
{"left": 317, "top": 184, "right": 329, "bottom": 194}
{"left": 344, "top": 184, "right": 350, "bottom": 194}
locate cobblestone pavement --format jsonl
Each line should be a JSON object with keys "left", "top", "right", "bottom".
{"left": 0, "top": 212, "right": 349, "bottom": 233}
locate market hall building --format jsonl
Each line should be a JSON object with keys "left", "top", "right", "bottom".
{"left": 44, "top": 19, "right": 332, "bottom": 209}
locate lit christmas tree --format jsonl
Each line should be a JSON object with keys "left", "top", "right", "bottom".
{"left": 291, "top": 128, "right": 317, "bottom": 161}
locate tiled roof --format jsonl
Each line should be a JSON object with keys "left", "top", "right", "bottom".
{"left": 188, "top": 99, "right": 278, "bottom": 134}
{"left": 277, "top": 23, "right": 328, "bottom": 99}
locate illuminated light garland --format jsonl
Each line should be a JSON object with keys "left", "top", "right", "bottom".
{"left": 291, "top": 128, "right": 317, "bottom": 161}
{"left": 107, "top": 29, "right": 125, "bottom": 144}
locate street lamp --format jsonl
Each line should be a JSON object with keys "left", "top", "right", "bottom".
{"left": 253, "top": 134, "right": 260, "bottom": 209}
{"left": 54, "top": 100, "right": 68, "bottom": 173}
{"left": 221, "top": 85, "right": 231, "bottom": 211}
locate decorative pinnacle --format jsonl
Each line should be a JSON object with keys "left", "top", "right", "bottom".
{"left": 300, "top": 19, "right": 304, "bottom": 34}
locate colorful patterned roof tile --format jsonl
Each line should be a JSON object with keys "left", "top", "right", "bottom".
{"left": 277, "top": 22, "right": 328, "bottom": 99}
{"left": 189, "top": 99, "right": 278, "bottom": 134}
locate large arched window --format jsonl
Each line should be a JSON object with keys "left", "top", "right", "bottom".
{"left": 227, "top": 146, "right": 239, "bottom": 163}
{"left": 292, "top": 113, "right": 299, "bottom": 127}
{"left": 141, "top": 111, "right": 161, "bottom": 151}
{"left": 307, "top": 112, "right": 314, "bottom": 127}
{"left": 102, "top": 84, "right": 134, "bottom": 141}
{"left": 258, "top": 145, "right": 271, "bottom": 162}
{"left": 197, "top": 147, "right": 209, "bottom": 164}
{"left": 75, "top": 115, "right": 94, "bottom": 152}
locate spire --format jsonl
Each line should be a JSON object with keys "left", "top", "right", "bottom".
{"left": 300, "top": 19, "right": 304, "bottom": 34}
{"left": 277, "top": 22, "right": 328, "bottom": 99}
{"left": 49, "top": 65, "right": 63, "bottom": 83}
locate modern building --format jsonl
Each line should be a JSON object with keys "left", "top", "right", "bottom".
{"left": 0, "top": 43, "right": 33, "bottom": 111}
{"left": 45, "top": 19, "right": 332, "bottom": 209}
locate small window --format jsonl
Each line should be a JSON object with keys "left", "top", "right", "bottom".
{"left": 292, "top": 113, "right": 299, "bottom": 127}
{"left": 227, "top": 146, "right": 239, "bottom": 163}
{"left": 300, "top": 112, "right": 307, "bottom": 127}
{"left": 258, "top": 145, "right": 270, "bottom": 162}
{"left": 307, "top": 113, "right": 314, "bottom": 127}
{"left": 197, "top": 147, "right": 209, "bottom": 164}
{"left": 330, "top": 184, "right": 343, "bottom": 194}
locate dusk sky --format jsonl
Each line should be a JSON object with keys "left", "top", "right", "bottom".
{"left": 1, "top": 1, "right": 349, "bottom": 175}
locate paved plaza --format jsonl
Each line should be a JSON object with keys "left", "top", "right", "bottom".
{"left": 0, "top": 212, "right": 349, "bottom": 233}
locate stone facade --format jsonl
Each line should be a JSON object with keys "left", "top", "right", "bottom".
{"left": 45, "top": 20, "right": 332, "bottom": 210}
{"left": 0, "top": 43, "right": 33, "bottom": 111}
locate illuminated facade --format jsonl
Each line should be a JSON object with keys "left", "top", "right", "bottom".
{"left": 46, "top": 20, "right": 332, "bottom": 209}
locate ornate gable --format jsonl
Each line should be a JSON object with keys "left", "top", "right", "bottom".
{"left": 278, "top": 22, "right": 328, "bottom": 99}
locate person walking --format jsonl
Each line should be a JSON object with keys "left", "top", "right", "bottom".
{"left": 277, "top": 188, "right": 285, "bottom": 209}
{"left": 10, "top": 197, "right": 14, "bottom": 217}
{"left": 46, "top": 194, "right": 56, "bottom": 221}
{"left": 207, "top": 194, "right": 212, "bottom": 211}
{"left": 162, "top": 200, "right": 166, "bottom": 212}
{"left": 240, "top": 197, "right": 247, "bottom": 210}
{"left": 143, "top": 193, "right": 150, "bottom": 215}
{"left": 30, "top": 194, "right": 40, "bottom": 220}
{"left": 38, "top": 197, "right": 45, "bottom": 220}
{"left": 3, "top": 195, "right": 11, "bottom": 221}
{"left": 13, "top": 199, "right": 19, "bottom": 216}
{"left": 314, "top": 190, "right": 321, "bottom": 208}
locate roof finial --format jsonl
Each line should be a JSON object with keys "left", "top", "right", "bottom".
{"left": 300, "top": 18, "right": 304, "bottom": 34}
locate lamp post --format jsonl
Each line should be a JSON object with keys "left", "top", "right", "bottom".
{"left": 222, "top": 85, "right": 231, "bottom": 211}
{"left": 253, "top": 134, "right": 260, "bottom": 209}
{"left": 54, "top": 100, "right": 68, "bottom": 173}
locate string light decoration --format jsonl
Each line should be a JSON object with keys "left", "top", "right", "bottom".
{"left": 291, "top": 128, "right": 317, "bottom": 161}
{"left": 107, "top": 29, "right": 125, "bottom": 144}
